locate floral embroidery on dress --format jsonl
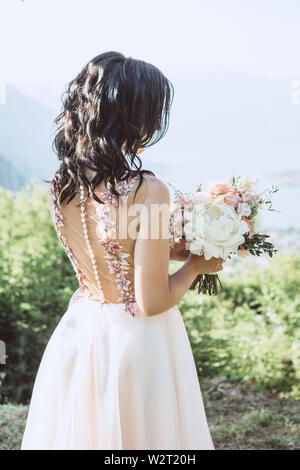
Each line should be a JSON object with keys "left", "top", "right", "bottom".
{"left": 96, "top": 205, "right": 116, "bottom": 238}
{"left": 98, "top": 177, "right": 138, "bottom": 207}
{"left": 48, "top": 182, "right": 90, "bottom": 303}
{"left": 98, "top": 190, "right": 119, "bottom": 206}
{"left": 97, "top": 175, "right": 140, "bottom": 317}
{"left": 115, "top": 178, "right": 138, "bottom": 199}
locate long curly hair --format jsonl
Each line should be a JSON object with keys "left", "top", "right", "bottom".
{"left": 49, "top": 51, "right": 174, "bottom": 206}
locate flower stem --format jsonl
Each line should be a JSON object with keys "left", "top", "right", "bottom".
{"left": 189, "top": 274, "right": 223, "bottom": 295}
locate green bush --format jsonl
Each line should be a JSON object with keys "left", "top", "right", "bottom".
{"left": 0, "top": 180, "right": 299, "bottom": 403}
{"left": 0, "top": 180, "right": 77, "bottom": 403}
{"left": 179, "top": 254, "right": 300, "bottom": 399}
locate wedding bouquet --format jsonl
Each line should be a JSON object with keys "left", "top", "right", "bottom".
{"left": 169, "top": 176, "right": 279, "bottom": 295}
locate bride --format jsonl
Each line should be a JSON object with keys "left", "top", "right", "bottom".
{"left": 21, "top": 51, "right": 223, "bottom": 450}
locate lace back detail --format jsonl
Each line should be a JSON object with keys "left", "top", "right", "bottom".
{"left": 49, "top": 175, "right": 143, "bottom": 317}
{"left": 80, "top": 176, "right": 140, "bottom": 317}
{"left": 95, "top": 176, "right": 140, "bottom": 317}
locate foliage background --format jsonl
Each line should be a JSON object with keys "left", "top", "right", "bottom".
{"left": 0, "top": 180, "right": 299, "bottom": 404}
{"left": 0, "top": 180, "right": 77, "bottom": 403}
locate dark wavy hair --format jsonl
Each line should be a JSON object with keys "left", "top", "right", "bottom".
{"left": 49, "top": 51, "right": 174, "bottom": 206}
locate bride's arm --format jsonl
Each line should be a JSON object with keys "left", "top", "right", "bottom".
{"left": 134, "top": 178, "right": 223, "bottom": 316}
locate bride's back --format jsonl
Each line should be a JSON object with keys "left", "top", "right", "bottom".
{"left": 49, "top": 173, "right": 156, "bottom": 316}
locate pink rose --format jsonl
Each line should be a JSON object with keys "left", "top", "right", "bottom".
{"left": 224, "top": 192, "right": 241, "bottom": 209}
{"left": 241, "top": 195, "right": 251, "bottom": 203}
{"left": 170, "top": 210, "right": 184, "bottom": 240}
{"left": 242, "top": 193, "right": 259, "bottom": 204}
{"left": 209, "top": 182, "right": 230, "bottom": 195}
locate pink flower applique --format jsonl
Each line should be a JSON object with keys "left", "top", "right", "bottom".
{"left": 96, "top": 205, "right": 116, "bottom": 237}
{"left": 116, "top": 276, "right": 131, "bottom": 291}
{"left": 125, "top": 302, "right": 140, "bottom": 316}
{"left": 98, "top": 175, "right": 139, "bottom": 205}
{"left": 107, "top": 258, "right": 129, "bottom": 277}
{"left": 98, "top": 238, "right": 121, "bottom": 255}
{"left": 99, "top": 190, "right": 119, "bottom": 206}
{"left": 115, "top": 176, "right": 139, "bottom": 199}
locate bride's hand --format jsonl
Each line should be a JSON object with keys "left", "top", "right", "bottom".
{"left": 188, "top": 253, "right": 224, "bottom": 274}
{"left": 170, "top": 238, "right": 190, "bottom": 261}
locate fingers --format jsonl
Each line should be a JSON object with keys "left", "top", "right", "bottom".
{"left": 213, "top": 257, "right": 224, "bottom": 272}
{"left": 190, "top": 253, "right": 225, "bottom": 274}
{"left": 213, "top": 266, "right": 222, "bottom": 273}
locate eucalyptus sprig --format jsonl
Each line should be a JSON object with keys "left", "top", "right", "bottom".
{"left": 248, "top": 185, "right": 279, "bottom": 219}
{"left": 243, "top": 233, "right": 278, "bottom": 257}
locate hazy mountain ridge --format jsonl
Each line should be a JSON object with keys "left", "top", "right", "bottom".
{"left": 269, "top": 226, "right": 300, "bottom": 250}
{"left": 264, "top": 169, "right": 300, "bottom": 188}
{"left": 0, "top": 154, "right": 25, "bottom": 190}
{"left": 0, "top": 76, "right": 299, "bottom": 232}
{"left": 0, "top": 83, "right": 57, "bottom": 184}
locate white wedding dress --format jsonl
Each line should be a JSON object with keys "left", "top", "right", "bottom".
{"left": 21, "top": 174, "right": 214, "bottom": 450}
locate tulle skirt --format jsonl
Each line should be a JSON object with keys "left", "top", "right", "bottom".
{"left": 21, "top": 291, "right": 214, "bottom": 450}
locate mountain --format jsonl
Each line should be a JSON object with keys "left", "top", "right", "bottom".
{"left": 1, "top": 74, "right": 300, "bottom": 230}
{"left": 0, "top": 154, "right": 25, "bottom": 190}
{"left": 0, "top": 83, "right": 57, "bottom": 187}
{"left": 3, "top": 72, "right": 300, "bottom": 186}
{"left": 264, "top": 169, "right": 300, "bottom": 188}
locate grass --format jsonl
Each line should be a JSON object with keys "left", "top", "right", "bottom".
{"left": 0, "top": 404, "right": 28, "bottom": 451}
{"left": 202, "top": 377, "right": 300, "bottom": 450}
{"left": 1, "top": 378, "right": 299, "bottom": 450}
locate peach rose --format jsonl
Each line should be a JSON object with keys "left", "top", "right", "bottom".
{"left": 209, "top": 182, "right": 230, "bottom": 195}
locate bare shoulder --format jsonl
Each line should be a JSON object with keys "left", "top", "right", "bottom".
{"left": 141, "top": 174, "right": 170, "bottom": 204}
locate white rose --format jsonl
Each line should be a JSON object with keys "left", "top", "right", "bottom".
{"left": 184, "top": 201, "right": 249, "bottom": 260}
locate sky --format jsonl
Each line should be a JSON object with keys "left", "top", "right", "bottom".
{"left": 1, "top": 0, "right": 300, "bottom": 107}
{"left": 0, "top": 0, "right": 299, "bottom": 228}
